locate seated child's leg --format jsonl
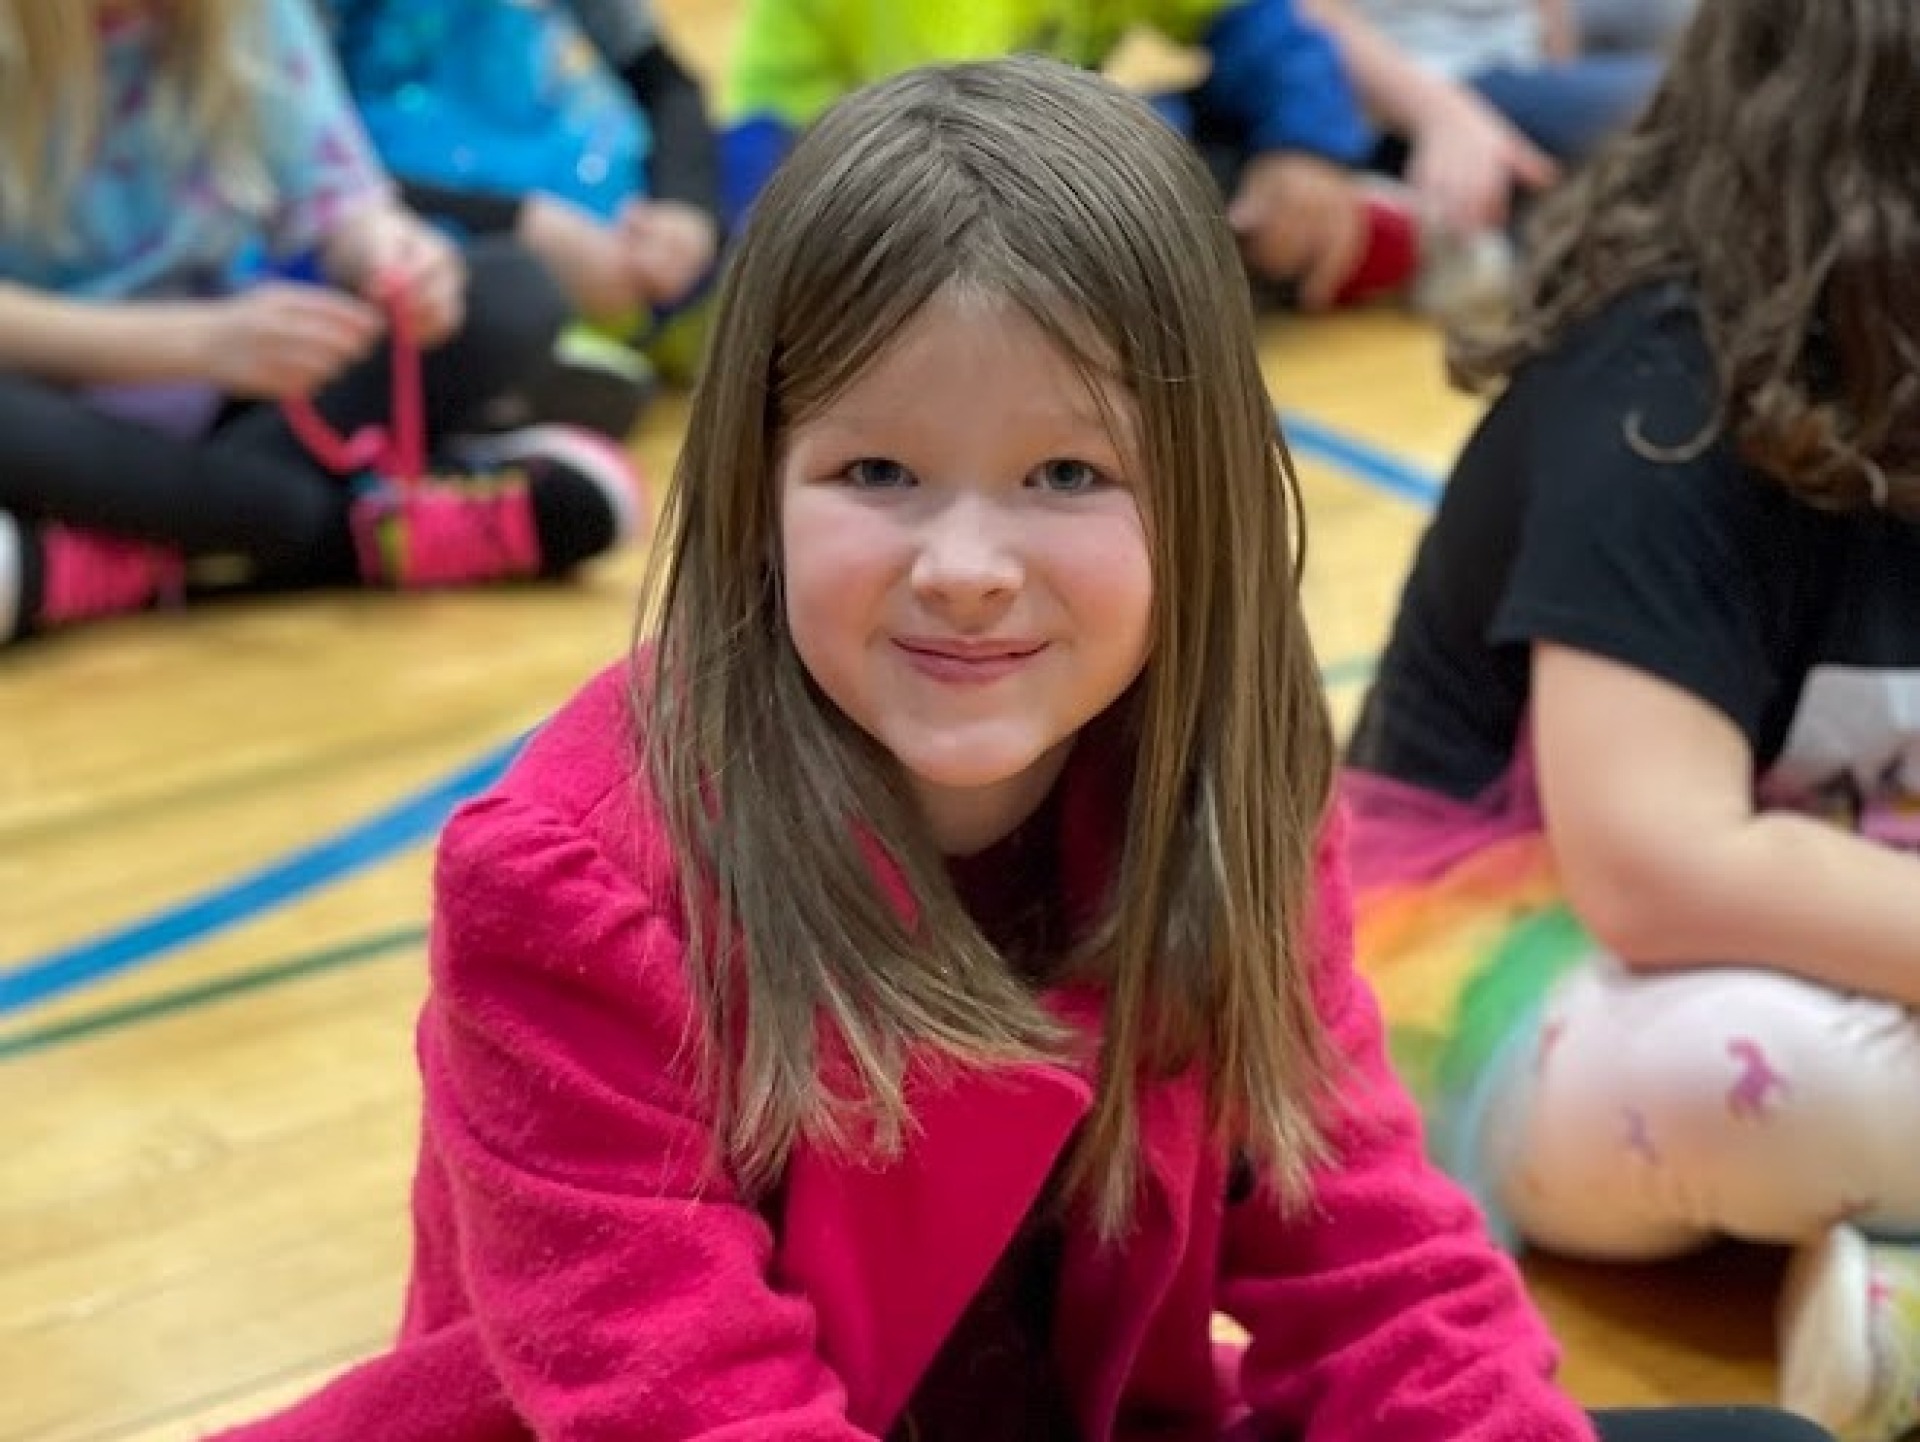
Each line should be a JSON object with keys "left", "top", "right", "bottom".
{"left": 205, "top": 268, "right": 638, "bottom": 591}
{"left": 1779, "top": 1220, "right": 1920, "bottom": 1442}
{"left": 460, "top": 235, "right": 652, "bottom": 439}
{"left": 1575, "top": 0, "right": 1696, "bottom": 53}
{"left": 1480, "top": 956, "right": 1920, "bottom": 1259}
{"left": 0, "top": 372, "right": 353, "bottom": 596}
{"left": 397, "top": 236, "right": 568, "bottom": 439}
{"left": 1468, "top": 55, "right": 1663, "bottom": 165}
{"left": 0, "top": 512, "right": 182, "bottom": 644}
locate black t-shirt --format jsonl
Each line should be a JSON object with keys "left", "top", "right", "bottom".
{"left": 1347, "top": 283, "right": 1920, "bottom": 835}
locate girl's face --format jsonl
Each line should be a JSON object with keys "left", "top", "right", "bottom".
{"left": 778, "top": 291, "right": 1153, "bottom": 856}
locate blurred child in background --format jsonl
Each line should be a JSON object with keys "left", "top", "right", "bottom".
{"left": 1344, "top": 3, "right": 1920, "bottom": 1437}
{"left": 1301, "top": 0, "right": 1663, "bottom": 317}
{"left": 329, "top": 0, "right": 721, "bottom": 431}
{"left": 0, "top": 0, "right": 641, "bottom": 646}
{"left": 720, "top": 0, "right": 1501, "bottom": 317}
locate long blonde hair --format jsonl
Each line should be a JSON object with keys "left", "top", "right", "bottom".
{"left": 642, "top": 56, "right": 1336, "bottom": 1235}
{"left": 0, "top": 0, "right": 271, "bottom": 243}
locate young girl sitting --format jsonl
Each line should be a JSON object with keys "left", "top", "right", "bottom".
{"left": 0, "top": 0, "right": 640, "bottom": 646}
{"left": 215, "top": 56, "right": 1828, "bottom": 1442}
{"left": 1343, "top": 3, "right": 1920, "bottom": 1439}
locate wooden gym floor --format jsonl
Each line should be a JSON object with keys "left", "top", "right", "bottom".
{"left": 0, "top": 5, "right": 1776, "bottom": 1439}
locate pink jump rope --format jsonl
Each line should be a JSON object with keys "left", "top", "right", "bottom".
{"left": 280, "top": 270, "right": 426, "bottom": 483}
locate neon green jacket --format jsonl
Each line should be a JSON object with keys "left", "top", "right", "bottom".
{"left": 719, "top": 0, "right": 1369, "bottom": 221}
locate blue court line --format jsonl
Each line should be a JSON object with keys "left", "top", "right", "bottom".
{"left": 1282, "top": 411, "right": 1442, "bottom": 509}
{"left": 0, "top": 739, "right": 523, "bottom": 1017}
{"left": 0, "top": 418, "right": 1435, "bottom": 1021}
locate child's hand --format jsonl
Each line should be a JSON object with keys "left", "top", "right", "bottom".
{"left": 618, "top": 200, "right": 718, "bottom": 309}
{"left": 1537, "top": 0, "right": 1580, "bottom": 61}
{"left": 1409, "top": 89, "right": 1558, "bottom": 234}
{"left": 1227, "top": 153, "right": 1369, "bottom": 310}
{"left": 326, "top": 205, "right": 468, "bottom": 347}
{"left": 196, "top": 283, "right": 384, "bottom": 400}
{"left": 520, "top": 195, "right": 645, "bottom": 321}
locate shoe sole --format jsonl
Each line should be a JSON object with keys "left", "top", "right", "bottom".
{"left": 450, "top": 425, "right": 646, "bottom": 547}
{"left": 1779, "top": 1223, "right": 1875, "bottom": 1435}
{"left": 534, "top": 331, "right": 658, "bottom": 438}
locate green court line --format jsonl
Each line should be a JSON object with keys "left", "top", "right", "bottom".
{"left": 1322, "top": 655, "right": 1376, "bottom": 689}
{"left": 0, "top": 924, "right": 426, "bottom": 1062}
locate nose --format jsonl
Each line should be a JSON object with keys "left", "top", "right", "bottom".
{"left": 908, "top": 490, "right": 1022, "bottom": 619}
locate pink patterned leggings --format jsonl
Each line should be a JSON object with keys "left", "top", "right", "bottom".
{"left": 1481, "top": 955, "right": 1920, "bottom": 1257}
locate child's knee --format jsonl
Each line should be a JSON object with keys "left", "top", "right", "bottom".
{"left": 457, "top": 237, "right": 569, "bottom": 371}
{"left": 1615, "top": 974, "right": 1915, "bottom": 1144}
{"left": 1543, "top": 964, "right": 1920, "bottom": 1239}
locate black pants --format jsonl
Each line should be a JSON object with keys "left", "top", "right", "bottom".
{"left": 1592, "top": 1408, "right": 1833, "bottom": 1442}
{"left": 397, "top": 180, "right": 531, "bottom": 241}
{"left": 0, "top": 238, "right": 563, "bottom": 590}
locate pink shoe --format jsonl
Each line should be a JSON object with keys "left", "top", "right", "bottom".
{"left": 26, "top": 524, "right": 185, "bottom": 637}
{"left": 350, "top": 425, "right": 642, "bottom": 589}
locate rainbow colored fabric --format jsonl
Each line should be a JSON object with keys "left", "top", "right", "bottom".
{"left": 1345, "top": 774, "right": 1595, "bottom": 1245}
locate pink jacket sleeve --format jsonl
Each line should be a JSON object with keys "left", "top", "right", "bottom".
{"left": 1217, "top": 811, "right": 1597, "bottom": 1442}
{"left": 420, "top": 790, "right": 878, "bottom": 1440}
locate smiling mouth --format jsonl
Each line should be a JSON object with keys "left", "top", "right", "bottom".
{"left": 896, "top": 638, "right": 1045, "bottom": 661}
{"left": 893, "top": 638, "right": 1046, "bottom": 682}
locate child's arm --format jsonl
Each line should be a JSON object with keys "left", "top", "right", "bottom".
{"left": 0, "top": 281, "right": 379, "bottom": 398}
{"left": 402, "top": 790, "right": 878, "bottom": 1440}
{"left": 251, "top": 0, "right": 465, "bottom": 344}
{"left": 1184, "top": 0, "right": 1374, "bottom": 166}
{"left": 1175, "top": 0, "right": 1378, "bottom": 305}
{"left": 1296, "top": 0, "right": 1557, "bottom": 231}
{"left": 1487, "top": 297, "right": 1920, "bottom": 1007}
{"left": 1534, "top": 644, "right": 1920, "bottom": 1006}
{"left": 1217, "top": 810, "right": 1596, "bottom": 1441}
{"left": 625, "top": 43, "right": 724, "bottom": 221}
{"left": 568, "top": 0, "right": 723, "bottom": 228}
{"left": 1537, "top": 0, "right": 1579, "bottom": 61}
{"left": 252, "top": 0, "right": 393, "bottom": 267}
{"left": 616, "top": 39, "right": 724, "bottom": 306}
{"left": 0, "top": 283, "right": 228, "bottom": 386}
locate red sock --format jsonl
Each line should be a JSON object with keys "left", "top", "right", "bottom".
{"left": 1333, "top": 193, "right": 1422, "bottom": 307}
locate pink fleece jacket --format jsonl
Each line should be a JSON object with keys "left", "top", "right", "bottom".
{"left": 215, "top": 663, "right": 1596, "bottom": 1442}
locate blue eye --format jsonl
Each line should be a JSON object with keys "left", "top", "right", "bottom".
{"left": 1030, "top": 459, "right": 1105, "bottom": 494}
{"left": 843, "top": 458, "right": 915, "bottom": 489}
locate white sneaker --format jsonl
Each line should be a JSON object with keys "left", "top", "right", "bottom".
{"left": 1780, "top": 1223, "right": 1920, "bottom": 1442}
{"left": 0, "top": 512, "right": 21, "bottom": 643}
{"left": 1411, "top": 222, "right": 1517, "bottom": 330}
